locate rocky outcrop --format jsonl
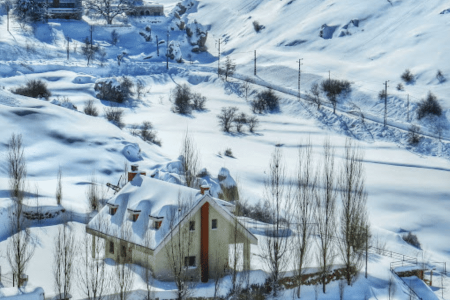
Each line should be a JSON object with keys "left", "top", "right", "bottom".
{"left": 186, "top": 20, "right": 208, "bottom": 52}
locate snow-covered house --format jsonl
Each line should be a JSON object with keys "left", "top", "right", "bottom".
{"left": 36, "top": 0, "right": 83, "bottom": 19}
{"left": 86, "top": 165, "right": 257, "bottom": 282}
{"left": 128, "top": 1, "right": 164, "bottom": 17}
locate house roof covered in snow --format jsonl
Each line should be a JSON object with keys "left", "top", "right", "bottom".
{"left": 87, "top": 174, "right": 256, "bottom": 251}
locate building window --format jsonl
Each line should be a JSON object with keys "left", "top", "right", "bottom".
{"left": 154, "top": 221, "right": 162, "bottom": 230}
{"left": 109, "top": 241, "right": 114, "bottom": 254}
{"left": 184, "top": 256, "right": 196, "bottom": 267}
{"left": 132, "top": 214, "right": 139, "bottom": 222}
{"left": 121, "top": 245, "right": 127, "bottom": 258}
{"left": 212, "top": 219, "right": 218, "bottom": 229}
{"left": 189, "top": 221, "right": 195, "bottom": 231}
{"left": 110, "top": 207, "right": 117, "bottom": 215}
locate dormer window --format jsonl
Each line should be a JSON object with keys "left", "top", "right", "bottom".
{"left": 150, "top": 215, "right": 164, "bottom": 230}
{"left": 154, "top": 221, "right": 162, "bottom": 230}
{"left": 108, "top": 204, "right": 119, "bottom": 216}
{"left": 127, "top": 209, "right": 141, "bottom": 222}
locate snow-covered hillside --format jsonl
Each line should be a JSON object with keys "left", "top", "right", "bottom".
{"left": 0, "top": 0, "right": 449, "bottom": 299}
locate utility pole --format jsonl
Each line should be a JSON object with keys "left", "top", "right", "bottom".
{"left": 329, "top": 70, "right": 331, "bottom": 82}
{"left": 297, "top": 58, "right": 303, "bottom": 100}
{"left": 216, "top": 38, "right": 221, "bottom": 78}
{"left": 156, "top": 35, "right": 159, "bottom": 56}
{"left": 90, "top": 25, "right": 94, "bottom": 52}
{"left": 365, "top": 225, "right": 368, "bottom": 279}
{"left": 384, "top": 81, "right": 389, "bottom": 127}
{"left": 66, "top": 37, "right": 70, "bottom": 60}
{"left": 254, "top": 50, "right": 257, "bottom": 76}
{"left": 166, "top": 30, "right": 169, "bottom": 70}
{"left": 6, "top": 5, "right": 9, "bottom": 32}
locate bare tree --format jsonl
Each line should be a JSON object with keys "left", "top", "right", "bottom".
{"left": 315, "top": 138, "right": 337, "bottom": 294}
{"left": 229, "top": 196, "right": 245, "bottom": 296}
{"left": 293, "top": 139, "right": 316, "bottom": 298}
{"left": 247, "top": 116, "right": 259, "bottom": 133}
{"left": 34, "top": 184, "right": 42, "bottom": 224}
{"left": 164, "top": 193, "right": 196, "bottom": 300}
{"left": 53, "top": 220, "right": 76, "bottom": 300}
{"left": 310, "top": 83, "right": 321, "bottom": 110}
{"left": 56, "top": 167, "right": 63, "bottom": 206}
{"left": 136, "top": 80, "right": 145, "bottom": 100}
{"left": 77, "top": 215, "right": 112, "bottom": 300}
{"left": 260, "top": 147, "right": 293, "bottom": 297}
{"left": 7, "top": 133, "right": 34, "bottom": 286}
{"left": 84, "top": 0, "right": 131, "bottom": 25}
{"left": 221, "top": 56, "right": 236, "bottom": 82}
{"left": 180, "top": 131, "right": 200, "bottom": 188}
{"left": 143, "top": 231, "right": 155, "bottom": 300}
{"left": 114, "top": 223, "right": 135, "bottom": 300}
{"left": 7, "top": 201, "right": 35, "bottom": 287}
{"left": 241, "top": 79, "right": 251, "bottom": 101}
{"left": 8, "top": 133, "right": 27, "bottom": 202}
{"left": 120, "top": 161, "right": 129, "bottom": 188}
{"left": 81, "top": 37, "right": 99, "bottom": 66}
{"left": 211, "top": 239, "right": 226, "bottom": 299}
{"left": 217, "top": 107, "right": 238, "bottom": 132}
{"left": 86, "top": 172, "right": 100, "bottom": 211}
{"left": 338, "top": 138, "right": 369, "bottom": 286}
{"left": 388, "top": 273, "right": 396, "bottom": 300}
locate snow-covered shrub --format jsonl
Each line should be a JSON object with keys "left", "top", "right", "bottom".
{"left": 171, "top": 84, "right": 192, "bottom": 114}
{"left": 217, "top": 107, "right": 238, "bottom": 132}
{"left": 247, "top": 115, "right": 259, "bottom": 133}
{"left": 171, "top": 85, "right": 207, "bottom": 114}
{"left": 224, "top": 148, "right": 233, "bottom": 157}
{"left": 251, "top": 88, "right": 280, "bottom": 113}
{"left": 104, "top": 106, "right": 124, "bottom": 129}
{"left": 84, "top": 100, "right": 98, "bottom": 116}
{"left": 94, "top": 77, "right": 134, "bottom": 103}
{"left": 191, "top": 92, "right": 206, "bottom": 111}
{"left": 417, "top": 92, "right": 442, "bottom": 120}
{"left": 12, "top": 79, "right": 51, "bottom": 100}
{"left": 253, "top": 20, "right": 263, "bottom": 32}
{"left": 321, "top": 79, "right": 351, "bottom": 113}
{"left": 396, "top": 83, "right": 404, "bottom": 91}
{"left": 111, "top": 29, "right": 119, "bottom": 45}
{"left": 13, "top": 0, "right": 43, "bottom": 23}
{"left": 436, "top": 70, "right": 446, "bottom": 83}
{"left": 402, "top": 232, "right": 421, "bottom": 249}
{"left": 140, "top": 121, "right": 161, "bottom": 146}
{"left": 52, "top": 96, "right": 77, "bottom": 111}
{"left": 407, "top": 125, "right": 421, "bottom": 145}
{"left": 401, "top": 69, "right": 415, "bottom": 84}
{"left": 238, "top": 200, "right": 273, "bottom": 224}
{"left": 233, "top": 112, "right": 247, "bottom": 133}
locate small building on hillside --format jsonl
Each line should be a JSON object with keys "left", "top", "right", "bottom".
{"left": 36, "top": 0, "right": 83, "bottom": 19}
{"left": 87, "top": 165, "right": 257, "bottom": 282}
{"left": 127, "top": 1, "right": 164, "bottom": 17}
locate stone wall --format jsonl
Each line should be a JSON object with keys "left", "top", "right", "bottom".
{"left": 279, "top": 268, "right": 350, "bottom": 290}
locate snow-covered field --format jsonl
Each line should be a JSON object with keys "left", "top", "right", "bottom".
{"left": 0, "top": 0, "right": 449, "bottom": 299}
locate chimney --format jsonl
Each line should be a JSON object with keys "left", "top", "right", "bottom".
{"left": 128, "top": 164, "right": 146, "bottom": 182}
{"left": 200, "top": 182, "right": 210, "bottom": 195}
